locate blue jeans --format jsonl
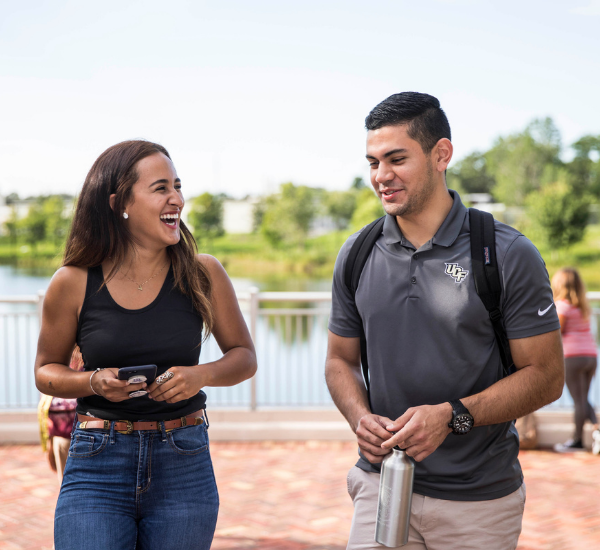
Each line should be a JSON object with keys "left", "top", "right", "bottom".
{"left": 54, "top": 421, "right": 219, "bottom": 550}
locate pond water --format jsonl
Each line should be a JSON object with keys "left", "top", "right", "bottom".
{"left": 0, "top": 264, "right": 332, "bottom": 296}
{"left": 0, "top": 265, "right": 54, "bottom": 296}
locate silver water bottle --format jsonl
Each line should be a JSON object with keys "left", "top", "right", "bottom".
{"left": 375, "top": 447, "right": 414, "bottom": 547}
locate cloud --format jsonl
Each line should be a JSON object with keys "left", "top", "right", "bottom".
{"left": 570, "top": 0, "right": 600, "bottom": 15}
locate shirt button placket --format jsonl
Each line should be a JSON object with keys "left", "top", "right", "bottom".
{"left": 409, "top": 251, "right": 419, "bottom": 295}
{"left": 411, "top": 252, "right": 418, "bottom": 285}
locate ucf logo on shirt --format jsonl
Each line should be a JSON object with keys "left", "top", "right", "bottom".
{"left": 445, "top": 263, "right": 469, "bottom": 283}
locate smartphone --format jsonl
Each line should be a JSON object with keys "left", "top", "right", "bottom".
{"left": 117, "top": 364, "right": 157, "bottom": 385}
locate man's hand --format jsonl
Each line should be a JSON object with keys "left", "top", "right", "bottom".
{"left": 356, "top": 413, "right": 395, "bottom": 463}
{"left": 381, "top": 403, "right": 453, "bottom": 462}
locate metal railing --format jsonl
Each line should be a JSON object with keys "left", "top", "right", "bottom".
{"left": 1, "top": 291, "right": 600, "bottom": 410}
{"left": 0, "top": 289, "right": 335, "bottom": 410}
{"left": 0, "top": 292, "right": 45, "bottom": 409}
{"left": 215, "top": 290, "right": 333, "bottom": 408}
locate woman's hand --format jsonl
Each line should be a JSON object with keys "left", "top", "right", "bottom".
{"left": 146, "top": 366, "right": 206, "bottom": 403}
{"left": 91, "top": 368, "right": 147, "bottom": 402}
{"left": 145, "top": 254, "right": 257, "bottom": 405}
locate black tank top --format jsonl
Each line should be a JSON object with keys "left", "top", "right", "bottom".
{"left": 76, "top": 264, "right": 207, "bottom": 420}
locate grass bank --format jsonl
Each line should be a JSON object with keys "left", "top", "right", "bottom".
{"left": 0, "top": 242, "right": 64, "bottom": 276}
{"left": 533, "top": 224, "right": 600, "bottom": 291}
{"left": 2, "top": 225, "right": 600, "bottom": 290}
{"left": 199, "top": 232, "right": 348, "bottom": 279}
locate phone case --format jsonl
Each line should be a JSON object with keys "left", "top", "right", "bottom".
{"left": 117, "top": 364, "right": 157, "bottom": 383}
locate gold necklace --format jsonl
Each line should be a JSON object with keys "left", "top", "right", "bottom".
{"left": 121, "top": 263, "right": 169, "bottom": 291}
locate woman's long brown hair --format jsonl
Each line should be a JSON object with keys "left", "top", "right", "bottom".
{"left": 551, "top": 267, "right": 590, "bottom": 320}
{"left": 63, "top": 140, "right": 214, "bottom": 340}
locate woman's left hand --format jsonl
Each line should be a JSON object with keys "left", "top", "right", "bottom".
{"left": 145, "top": 255, "right": 257, "bottom": 405}
{"left": 146, "top": 366, "right": 206, "bottom": 403}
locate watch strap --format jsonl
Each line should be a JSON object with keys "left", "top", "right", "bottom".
{"left": 449, "top": 399, "right": 470, "bottom": 417}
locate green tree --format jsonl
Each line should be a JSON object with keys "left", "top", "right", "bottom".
{"left": 43, "top": 196, "right": 72, "bottom": 247}
{"left": 526, "top": 179, "right": 589, "bottom": 253}
{"left": 351, "top": 176, "right": 367, "bottom": 190}
{"left": 20, "top": 201, "right": 47, "bottom": 252}
{"left": 259, "top": 183, "right": 317, "bottom": 247}
{"left": 187, "top": 192, "right": 225, "bottom": 245}
{"left": 252, "top": 200, "right": 267, "bottom": 233}
{"left": 350, "top": 188, "right": 384, "bottom": 231}
{"left": 3, "top": 206, "right": 19, "bottom": 247}
{"left": 5, "top": 192, "right": 19, "bottom": 204}
{"left": 486, "top": 118, "right": 562, "bottom": 206}
{"left": 447, "top": 152, "right": 495, "bottom": 195}
{"left": 325, "top": 190, "right": 357, "bottom": 230}
{"left": 566, "top": 135, "right": 600, "bottom": 198}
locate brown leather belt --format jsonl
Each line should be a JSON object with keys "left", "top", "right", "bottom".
{"left": 77, "top": 410, "right": 205, "bottom": 435}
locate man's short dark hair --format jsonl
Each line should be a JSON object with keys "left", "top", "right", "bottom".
{"left": 365, "top": 92, "right": 451, "bottom": 153}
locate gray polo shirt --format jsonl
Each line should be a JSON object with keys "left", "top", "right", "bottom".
{"left": 329, "top": 190, "right": 560, "bottom": 501}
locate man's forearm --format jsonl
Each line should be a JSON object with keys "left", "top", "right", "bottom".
{"left": 462, "top": 331, "right": 564, "bottom": 426}
{"left": 463, "top": 364, "right": 562, "bottom": 426}
{"left": 325, "top": 357, "right": 371, "bottom": 433}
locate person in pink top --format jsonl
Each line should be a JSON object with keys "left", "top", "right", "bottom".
{"left": 551, "top": 268, "right": 600, "bottom": 453}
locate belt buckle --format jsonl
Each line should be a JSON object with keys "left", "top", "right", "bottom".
{"left": 117, "top": 420, "right": 134, "bottom": 435}
{"left": 79, "top": 419, "right": 110, "bottom": 430}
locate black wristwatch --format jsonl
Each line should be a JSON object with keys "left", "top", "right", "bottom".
{"left": 448, "top": 399, "right": 474, "bottom": 435}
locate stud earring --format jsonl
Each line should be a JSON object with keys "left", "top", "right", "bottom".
{"left": 123, "top": 212, "right": 129, "bottom": 219}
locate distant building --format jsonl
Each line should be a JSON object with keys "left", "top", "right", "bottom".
{"left": 0, "top": 195, "right": 28, "bottom": 236}
{"left": 1, "top": 196, "right": 39, "bottom": 219}
{"left": 0, "top": 194, "right": 75, "bottom": 236}
{"left": 463, "top": 192, "right": 505, "bottom": 213}
{"left": 462, "top": 193, "right": 493, "bottom": 205}
{"left": 462, "top": 193, "right": 526, "bottom": 226}
{"left": 0, "top": 195, "right": 8, "bottom": 236}
{"left": 222, "top": 198, "right": 258, "bottom": 234}
{"left": 308, "top": 214, "right": 337, "bottom": 237}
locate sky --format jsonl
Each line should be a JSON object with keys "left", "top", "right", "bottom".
{"left": 0, "top": 0, "right": 599, "bottom": 199}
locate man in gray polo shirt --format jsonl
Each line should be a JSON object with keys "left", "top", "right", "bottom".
{"left": 325, "top": 92, "right": 564, "bottom": 549}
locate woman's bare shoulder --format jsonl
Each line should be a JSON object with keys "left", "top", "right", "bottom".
{"left": 45, "top": 266, "right": 88, "bottom": 306}
{"left": 195, "top": 254, "right": 226, "bottom": 276}
{"left": 51, "top": 265, "right": 88, "bottom": 285}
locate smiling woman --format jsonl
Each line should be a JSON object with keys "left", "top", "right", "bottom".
{"left": 62, "top": 142, "right": 215, "bottom": 324}
{"left": 33, "top": 140, "right": 257, "bottom": 550}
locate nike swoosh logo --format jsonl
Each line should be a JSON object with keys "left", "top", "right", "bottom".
{"left": 538, "top": 304, "right": 554, "bottom": 316}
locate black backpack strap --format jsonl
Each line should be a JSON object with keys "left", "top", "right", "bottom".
{"left": 345, "top": 216, "right": 386, "bottom": 294}
{"left": 344, "top": 216, "right": 385, "bottom": 397}
{"left": 469, "top": 208, "right": 515, "bottom": 377}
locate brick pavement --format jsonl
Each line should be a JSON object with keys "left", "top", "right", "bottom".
{"left": 0, "top": 442, "right": 599, "bottom": 549}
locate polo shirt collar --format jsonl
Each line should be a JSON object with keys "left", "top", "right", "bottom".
{"left": 383, "top": 211, "right": 405, "bottom": 246}
{"left": 432, "top": 190, "right": 468, "bottom": 247}
{"left": 382, "top": 190, "right": 467, "bottom": 248}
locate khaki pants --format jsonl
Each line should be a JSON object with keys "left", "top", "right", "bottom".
{"left": 347, "top": 466, "right": 525, "bottom": 550}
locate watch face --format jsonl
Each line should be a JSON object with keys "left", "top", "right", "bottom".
{"left": 453, "top": 413, "right": 474, "bottom": 435}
